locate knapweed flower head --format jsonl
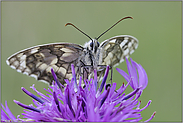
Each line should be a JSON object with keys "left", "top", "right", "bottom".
{"left": 1, "top": 58, "right": 156, "bottom": 122}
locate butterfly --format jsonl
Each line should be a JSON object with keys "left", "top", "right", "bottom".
{"left": 6, "top": 16, "right": 138, "bottom": 86}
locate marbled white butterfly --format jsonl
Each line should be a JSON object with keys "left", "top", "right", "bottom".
{"left": 6, "top": 16, "right": 138, "bottom": 86}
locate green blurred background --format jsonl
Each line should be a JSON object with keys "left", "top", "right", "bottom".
{"left": 1, "top": 1, "right": 181, "bottom": 122}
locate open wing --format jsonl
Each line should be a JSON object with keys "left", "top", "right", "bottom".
{"left": 6, "top": 43, "right": 84, "bottom": 85}
{"left": 100, "top": 35, "right": 138, "bottom": 67}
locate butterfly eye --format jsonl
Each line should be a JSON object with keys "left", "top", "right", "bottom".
{"left": 97, "top": 42, "right": 100, "bottom": 47}
{"left": 90, "top": 42, "right": 93, "bottom": 48}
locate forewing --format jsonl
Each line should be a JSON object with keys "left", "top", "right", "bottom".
{"left": 100, "top": 35, "right": 138, "bottom": 67}
{"left": 6, "top": 43, "right": 84, "bottom": 85}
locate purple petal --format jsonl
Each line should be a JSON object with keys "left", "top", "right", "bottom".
{"left": 99, "top": 65, "right": 109, "bottom": 93}
{"left": 144, "top": 111, "right": 156, "bottom": 122}
{"left": 71, "top": 64, "right": 78, "bottom": 92}
{"left": 139, "top": 100, "right": 152, "bottom": 111}
{"left": 21, "top": 87, "right": 44, "bottom": 104}
{"left": 94, "top": 69, "right": 98, "bottom": 91}
{"left": 130, "top": 58, "right": 139, "bottom": 89}
{"left": 122, "top": 87, "right": 140, "bottom": 100}
{"left": 132, "top": 59, "right": 148, "bottom": 90}
{"left": 14, "top": 100, "right": 41, "bottom": 113}
{"left": 53, "top": 91, "right": 61, "bottom": 112}
{"left": 99, "top": 87, "right": 110, "bottom": 108}
{"left": 1, "top": 101, "right": 16, "bottom": 120}
{"left": 65, "top": 86, "right": 75, "bottom": 117}
{"left": 51, "top": 68, "right": 64, "bottom": 89}
{"left": 126, "top": 57, "right": 135, "bottom": 89}
{"left": 1, "top": 109, "right": 10, "bottom": 121}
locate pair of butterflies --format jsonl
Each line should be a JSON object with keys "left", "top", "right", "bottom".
{"left": 6, "top": 17, "right": 138, "bottom": 86}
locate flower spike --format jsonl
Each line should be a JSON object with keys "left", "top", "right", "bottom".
{"left": 1, "top": 59, "right": 155, "bottom": 122}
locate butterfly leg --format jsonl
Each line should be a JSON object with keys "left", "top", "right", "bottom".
{"left": 110, "top": 66, "right": 113, "bottom": 84}
{"left": 80, "top": 60, "right": 91, "bottom": 82}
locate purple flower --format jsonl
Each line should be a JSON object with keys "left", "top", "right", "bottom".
{"left": 1, "top": 58, "right": 156, "bottom": 122}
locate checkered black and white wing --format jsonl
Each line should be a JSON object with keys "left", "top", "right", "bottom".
{"left": 100, "top": 35, "right": 138, "bottom": 67}
{"left": 6, "top": 43, "right": 85, "bottom": 85}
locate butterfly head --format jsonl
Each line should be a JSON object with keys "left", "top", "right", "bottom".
{"left": 84, "top": 39, "right": 100, "bottom": 53}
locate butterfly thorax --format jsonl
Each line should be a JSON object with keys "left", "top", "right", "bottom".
{"left": 83, "top": 39, "right": 103, "bottom": 69}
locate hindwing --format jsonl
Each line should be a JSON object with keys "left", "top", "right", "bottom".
{"left": 100, "top": 35, "right": 138, "bottom": 67}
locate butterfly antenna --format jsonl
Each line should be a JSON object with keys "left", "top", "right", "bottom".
{"left": 65, "top": 23, "right": 93, "bottom": 41}
{"left": 96, "top": 16, "right": 133, "bottom": 40}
